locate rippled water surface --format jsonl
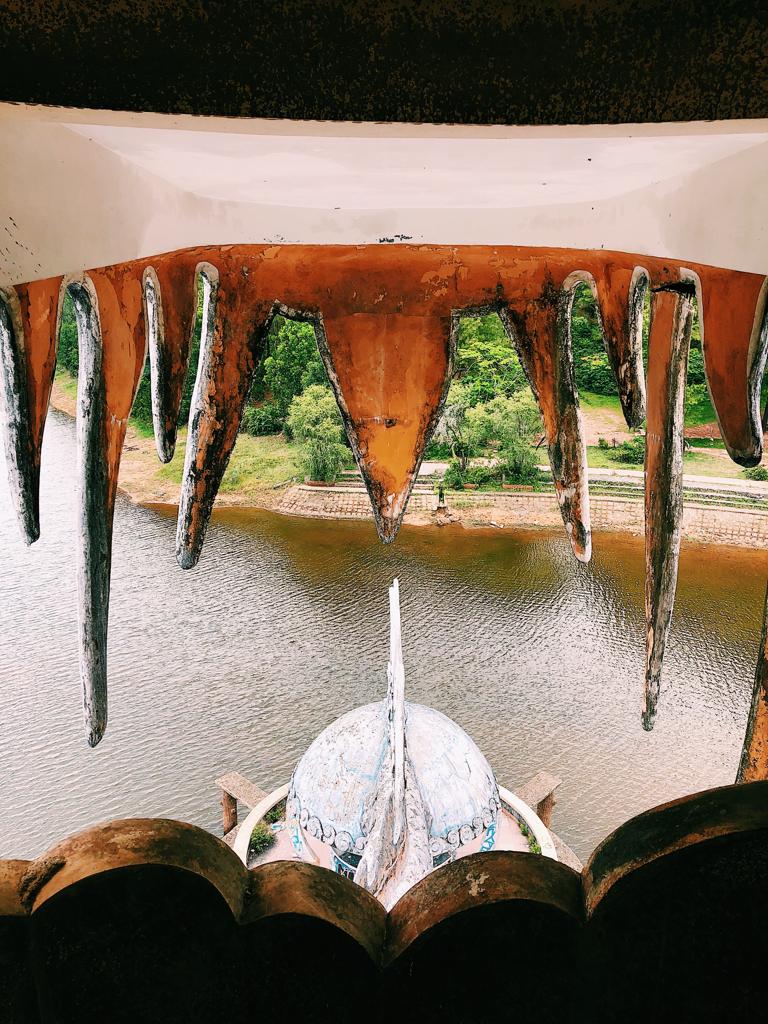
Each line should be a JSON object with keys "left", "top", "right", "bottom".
{"left": 1, "top": 412, "right": 766, "bottom": 861}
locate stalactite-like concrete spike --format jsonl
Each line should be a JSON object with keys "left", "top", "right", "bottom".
{"left": 317, "top": 313, "right": 454, "bottom": 543}
{"left": 73, "top": 268, "right": 146, "bottom": 746}
{"left": 737, "top": 580, "right": 768, "bottom": 782}
{"left": 594, "top": 265, "right": 648, "bottom": 429}
{"left": 144, "top": 259, "right": 198, "bottom": 463}
{"left": 501, "top": 280, "right": 591, "bottom": 562}
{"left": 176, "top": 264, "right": 267, "bottom": 568}
{"left": 698, "top": 268, "right": 768, "bottom": 466}
{"left": 0, "top": 287, "right": 37, "bottom": 543}
{"left": 0, "top": 278, "right": 62, "bottom": 543}
{"left": 643, "top": 277, "right": 695, "bottom": 731}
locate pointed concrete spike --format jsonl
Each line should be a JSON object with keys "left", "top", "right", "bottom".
{"left": 176, "top": 264, "right": 267, "bottom": 569}
{"left": 737, "top": 580, "right": 768, "bottom": 783}
{"left": 501, "top": 286, "right": 591, "bottom": 562}
{"left": 593, "top": 264, "right": 648, "bottom": 429}
{"left": 643, "top": 277, "right": 694, "bottom": 731}
{"left": 0, "top": 279, "right": 63, "bottom": 544}
{"left": 145, "top": 257, "right": 199, "bottom": 463}
{"left": 316, "top": 313, "right": 454, "bottom": 544}
{"left": 73, "top": 267, "right": 146, "bottom": 746}
{"left": 0, "top": 286, "right": 38, "bottom": 543}
{"left": 698, "top": 267, "right": 768, "bottom": 467}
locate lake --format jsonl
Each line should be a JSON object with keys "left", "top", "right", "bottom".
{"left": 1, "top": 410, "right": 765, "bottom": 862}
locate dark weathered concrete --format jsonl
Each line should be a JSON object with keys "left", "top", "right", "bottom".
{"left": 643, "top": 279, "right": 694, "bottom": 730}
{"left": 1, "top": 2, "right": 767, "bottom": 125}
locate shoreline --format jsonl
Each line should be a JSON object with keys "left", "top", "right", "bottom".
{"left": 48, "top": 379, "right": 768, "bottom": 547}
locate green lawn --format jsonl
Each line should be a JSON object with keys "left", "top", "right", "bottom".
{"left": 585, "top": 445, "right": 745, "bottom": 480}
{"left": 579, "top": 390, "right": 624, "bottom": 415}
{"left": 579, "top": 387, "right": 719, "bottom": 430}
{"left": 158, "top": 431, "right": 304, "bottom": 495}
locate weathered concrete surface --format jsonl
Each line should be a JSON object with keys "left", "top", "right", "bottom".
{"left": 698, "top": 266, "right": 768, "bottom": 466}
{"left": 319, "top": 313, "right": 453, "bottom": 542}
{"left": 594, "top": 263, "right": 648, "bottom": 429}
{"left": 4, "top": 243, "right": 768, "bottom": 742}
{"left": 72, "top": 269, "right": 146, "bottom": 746}
{"left": 2, "top": 2, "right": 767, "bottom": 125}
{"left": 145, "top": 254, "right": 200, "bottom": 462}
{"left": 2, "top": 782, "right": 768, "bottom": 1021}
{"left": 643, "top": 282, "right": 694, "bottom": 730}
{"left": 0, "top": 278, "right": 61, "bottom": 544}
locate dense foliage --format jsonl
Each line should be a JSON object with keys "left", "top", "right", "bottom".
{"left": 247, "top": 821, "right": 276, "bottom": 859}
{"left": 287, "top": 384, "right": 348, "bottom": 483}
{"left": 454, "top": 315, "right": 528, "bottom": 403}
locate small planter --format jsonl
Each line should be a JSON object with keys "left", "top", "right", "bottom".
{"left": 463, "top": 483, "right": 479, "bottom": 490}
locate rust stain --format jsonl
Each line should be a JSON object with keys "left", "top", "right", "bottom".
{"left": 698, "top": 265, "right": 768, "bottom": 466}
{"left": 89, "top": 267, "right": 147, "bottom": 512}
{"left": 15, "top": 276, "right": 62, "bottom": 473}
{"left": 593, "top": 262, "right": 647, "bottom": 428}
{"left": 321, "top": 313, "right": 451, "bottom": 541}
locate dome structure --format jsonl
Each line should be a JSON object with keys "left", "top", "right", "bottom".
{"left": 283, "top": 579, "right": 501, "bottom": 907}
{"left": 288, "top": 699, "right": 500, "bottom": 863}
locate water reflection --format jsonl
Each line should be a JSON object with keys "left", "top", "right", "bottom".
{"left": 0, "top": 411, "right": 765, "bottom": 860}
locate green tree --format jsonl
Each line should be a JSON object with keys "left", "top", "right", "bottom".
{"left": 262, "top": 318, "right": 326, "bottom": 419}
{"left": 454, "top": 313, "right": 528, "bottom": 405}
{"left": 287, "top": 384, "right": 348, "bottom": 483}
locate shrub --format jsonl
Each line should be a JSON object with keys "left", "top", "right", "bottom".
{"left": 424, "top": 439, "right": 452, "bottom": 459}
{"left": 609, "top": 435, "right": 646, "bottom": 465}
{"left": 466, "top": 464, "right": 499, "bottom": 486}
{"left": 262, "top": 317, "right": 326, "bottom": 417}
{"left": 264, "top": 799, "right": 286, "bottom": 824}
{"left": 597, "top": 437, "right": 610, "bottom": 450}
{"left": 241, "top": 401, "right": 283, "bottom": 436}
{"left": 288, "top": 385, "right": 348, "bottom": 482}
{"left": 248, "top": 821, "right": 276, "bottom": 860}
{"left": 301, "top": 432, "right": 348, "bottom": 482}
{"left": 745, "top": 465, "right": 768, "bottom": 481}
{"left": 442, "top": 460, "right": 465, "bottom": 489}
{"left": 500, "top": 436, "right": 539, "bottom": 483}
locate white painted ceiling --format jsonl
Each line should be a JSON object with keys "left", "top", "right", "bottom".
{"left": 66, "top": 124, "right": 768, "bottom": 210}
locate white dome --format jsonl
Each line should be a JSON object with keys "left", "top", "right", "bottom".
{"left": 288, "top": 700, "right": 500, "bottom": 858}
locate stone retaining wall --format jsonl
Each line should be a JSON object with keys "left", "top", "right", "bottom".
{"left": 278, "top": 486, "right": 768, "bottom": 548}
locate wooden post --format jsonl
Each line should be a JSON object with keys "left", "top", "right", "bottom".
{"left": 516, "top": 770, "right": 561, "bottom": 829}
{"left": 215, "top": 772, "right": 268, "bottom": 838}
{"left": 737, "top": 581, "right": 768, "bottom": 782}
{"left": 221, "top": 790, "right": 237, "bottom": 836}
{"left": 535, "top": 791, "right": 556, "bottom": 829}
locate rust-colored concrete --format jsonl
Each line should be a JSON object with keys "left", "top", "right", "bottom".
{"left": 584, "top": 779, "right": 768, "bottom": 916}
{"left": 698, "top": 264, "right": 768, "bottom": 466}
{"left": 24, "top": 818, "right": 247, "bottom": 919}
{"left": 2, "top": 782, "right": 767, "bottom": 1022}
{"left": 147, "top": 251, "right": 200, "bottom": 460}
{"left": 244, "top": 859, "right": 386, "bottom": 963}
{"left": 385, "top": 849, "right": 582, "bottom": 965}
{"left": 11, "top": 244, "right": 762, "bottom": 556}
{"left": 321, "top": 313, "right": 452, "bottom": 540}
{"left": 174, "top": 261, "right": 271, "bottom": 568}
{"left": 88, "top": 267, "right": 148, "bottom": 516}
{"left": 593, "top": 262, "right": 647, "bottom": 428}
{"left": 15, "top": 277, "right": 62, "bottom": 485}
{"left": 6, "top": 244, "right": 768, "bottom": 743}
